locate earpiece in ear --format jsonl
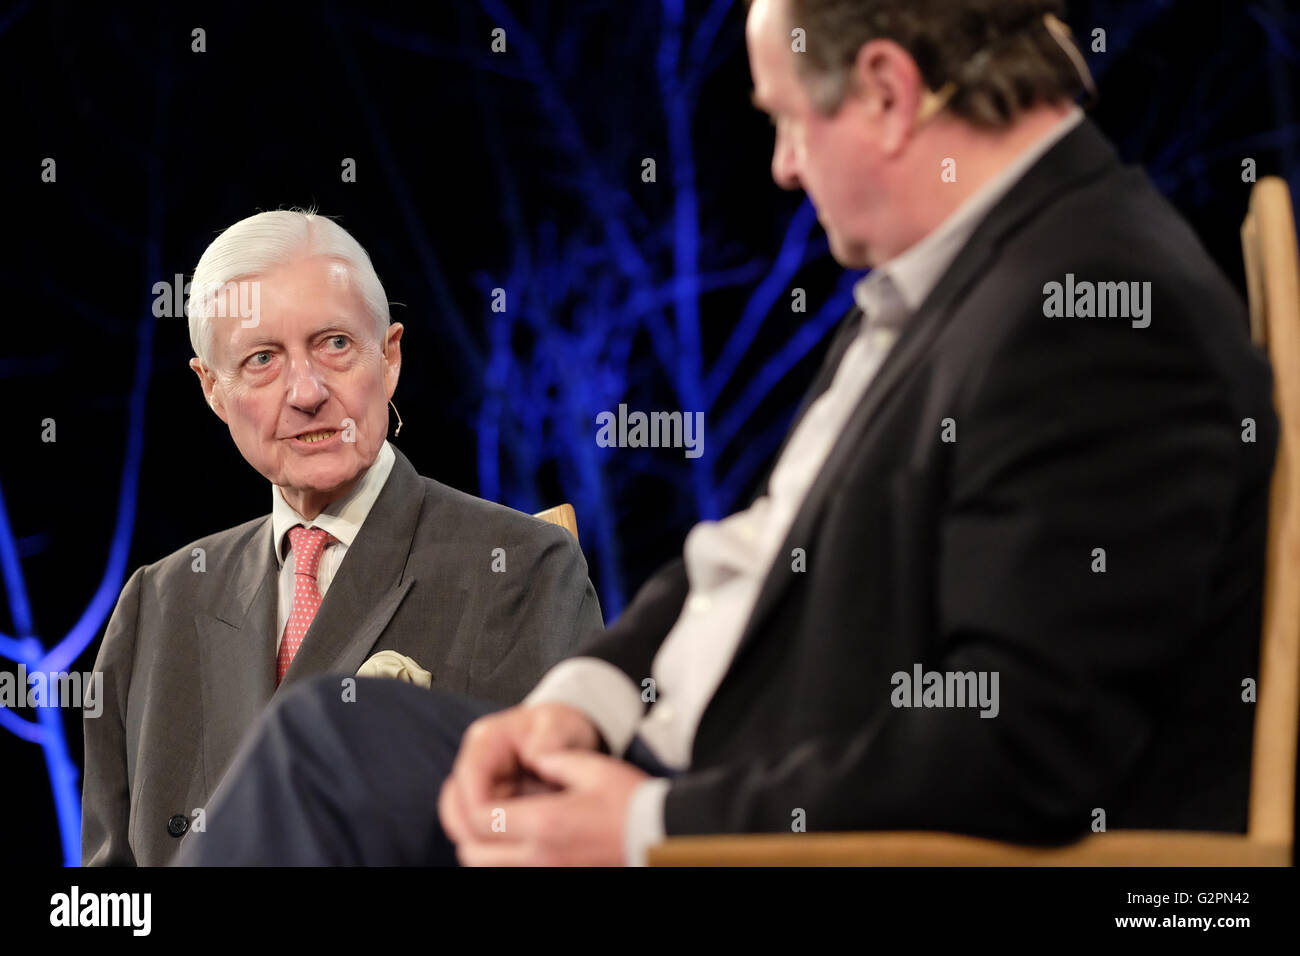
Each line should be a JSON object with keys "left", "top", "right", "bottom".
{"left": 915, "top": 81, "right": 957, "bottom": 125}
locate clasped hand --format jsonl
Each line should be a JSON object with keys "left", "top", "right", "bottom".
{"left": 437, "top": 702, "right": 651, "bottom": 866}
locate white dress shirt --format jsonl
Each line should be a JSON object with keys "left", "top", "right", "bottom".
{"left": 271, "top": 440, "right": 397, "bottom": 647}
{"left": 526, "top": 107, "right": 1086, "bottom": 864}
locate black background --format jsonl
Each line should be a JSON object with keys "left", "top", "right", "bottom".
{"left": 0, "top": 0, "right": 1296, "bottom": 867}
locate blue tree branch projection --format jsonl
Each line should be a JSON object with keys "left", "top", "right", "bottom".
{"left": 349, "top": 0, "right": 1300, "bottom": 620}
{"left": 446, "top": 0, "right": 855, "bottom": 615}
{"left": 0, "top": 25, "right": 166, "bottom": 861}
{"left": 3, "top": 0, "right": 1295, "bottom": 866}
{"left": 0, "top": 197, "right": 160, "bottom": 867}
{"left": 346, "top": 0, "right": 857, "bottom": 616}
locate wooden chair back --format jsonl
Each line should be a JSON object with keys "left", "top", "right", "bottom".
{"left": 1241, "top": 175, "right": 1300, "bottom": 851}
{"left": 533, "top": 503, "right": 580, "bottom": 540}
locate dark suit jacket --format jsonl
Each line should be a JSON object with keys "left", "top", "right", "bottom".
{"left": 83, "top": 444, "right": 602, "bottom": 865}
{"left": 577, "top": 118, "right": 1277, "bottom": 841}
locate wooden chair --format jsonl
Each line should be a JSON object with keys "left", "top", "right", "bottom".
{"left": 649, "top": 176, "right": 1300, "bottom": 866}
{"left": 534, "top": 503, "right": 579, "bottom": 540}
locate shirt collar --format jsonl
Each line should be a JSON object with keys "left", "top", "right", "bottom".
{"left": 271, "top": 440, "right": 397, "bottom": 566}
{"left": 854, "top": 106, "right": 1085, "bottom": 318}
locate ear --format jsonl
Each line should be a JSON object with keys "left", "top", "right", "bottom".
{"left": 850, "top": 38, "right": 926, "bottom": 155}
{"left": 189, "top": 357, "right": 229, "bottom": 424}
{"left": 382, "top": 323, "right": 404, "bottom": 400}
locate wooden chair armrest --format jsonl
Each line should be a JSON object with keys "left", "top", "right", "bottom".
{"left": 648, "top": 831, "right": 1289, "bottom": 866}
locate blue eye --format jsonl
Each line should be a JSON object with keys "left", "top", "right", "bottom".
{"left": 329, "top": 335, "right": 348, "bottom": 349}
{"left": 249, "top": 351, "right": 271, "bottom": 366}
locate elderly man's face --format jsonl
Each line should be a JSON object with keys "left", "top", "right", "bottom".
{"left": 190, "top": 255, "right": 402, "bottom": 517}
{"left": 747, "top": 0, "right": 892, "bottom": 268}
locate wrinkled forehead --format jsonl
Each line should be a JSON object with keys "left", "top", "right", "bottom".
{"left": 203, "top": 257, "right": 374, "bottom": 356}
{"left": 203, "top": 257, "right": 354, "bottom": 309}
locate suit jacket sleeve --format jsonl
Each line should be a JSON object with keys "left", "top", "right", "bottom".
{"left": 81, "top": 565, "right": 145, "bottom": 866}
{"left": 475, "top": 522, "right": 606, "bottom": 702}
{"left": 659, "top": 294, "right": 1252, "bottom": 840}
{"left": 567, "top": 557, "right": 689, "bottom": 690}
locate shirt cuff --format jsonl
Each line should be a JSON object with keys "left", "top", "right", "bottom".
{"left": 624, "top": 777, "right": 672, "bottom": 866}
{"left": 524, "top": 657, "right": 644, "bottom": 756}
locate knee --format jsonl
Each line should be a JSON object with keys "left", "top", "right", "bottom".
{"left": 262, "top": 674, "right": 437, "bottom": 747}
{"left": 266, "top": 673, "right": 348, "bottom": 730}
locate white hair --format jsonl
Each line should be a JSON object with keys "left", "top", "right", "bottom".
{"left": 187, "top": 208, "right": 390, "bottom": 366}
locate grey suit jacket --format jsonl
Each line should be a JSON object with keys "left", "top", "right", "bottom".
{"left": 81, "top": 445, "right": 603, "bottom": 866}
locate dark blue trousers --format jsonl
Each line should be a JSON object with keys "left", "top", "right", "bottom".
{"left": 178, "top": 675, "right": 673, "bottom": 866}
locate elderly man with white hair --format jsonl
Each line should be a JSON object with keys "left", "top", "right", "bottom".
{"left": 81, "top": 209, "right": 603, "bottom": 866}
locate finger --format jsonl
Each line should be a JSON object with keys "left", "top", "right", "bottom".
{"left": 524, "top": 749, "right": 614, "bottom": 789}
{"left": 452, "top": 719, "right": 521, "bottom": 809}
{"left": 469, "top": 791, "right": 578, "bottom": 845}
{"left": 442, "top": 756, "right": 511, "bottom": 844}
{"left": 515, "top": 770, "right": 561, "bottom": 796}
{"left": 456, "top": 835, "right": 551, "bottom": 867}
{"left": 516, "top": 706, "right": 599, "bottom": 764}
{"left": 437, "top": 776, "right": 470, "bottom": 845}
{"left": 518, "top": 712, "right": 576, "bottom": 758}
{"left": 456, "top": 768, "right": 511, "bottom": 841}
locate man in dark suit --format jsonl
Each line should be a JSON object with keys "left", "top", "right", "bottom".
{"left": 82, "top": 211, "right": 602, "bottom": 866}
{"left": 181, "top": 0, "right": 1276, "bottom": 866}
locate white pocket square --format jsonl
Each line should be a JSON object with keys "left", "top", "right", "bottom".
{"left": 357, "top": 650, "right": 433, "bottom": 688}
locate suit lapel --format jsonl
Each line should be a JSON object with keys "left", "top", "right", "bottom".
{"left": 196, "top": 446, "right": 428, "bottom": 790}
{"left": 727, "top": 117, "right": 1121, "bottom": 665}
{"left": 754, "top": 306, "right": 865, "bottom": 498}
{"left": 732, "top": 235, "right": 1000, "bottom": 660}
{"left": 277, "top": 445, "right": 425, "bottom": 689}
{"left": 196, "top": 519, "right": 279, "bottom": 792}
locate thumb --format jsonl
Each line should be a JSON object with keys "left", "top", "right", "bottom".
{"left": 527, "top": 750, "right": 608, "bottom": 789}
{"left": 518, "top": 726, "right": 568, "bottom": 764}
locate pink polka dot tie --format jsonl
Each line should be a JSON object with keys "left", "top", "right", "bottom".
{"left": 277, "top": 525, "right": 337, "bottom": 685}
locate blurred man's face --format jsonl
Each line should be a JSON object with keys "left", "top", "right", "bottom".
{"left": 747, "top": 0, "right": 888, "bottom": 268}
{"left": 190, "top": 255, "right": 402, "bottom": 517}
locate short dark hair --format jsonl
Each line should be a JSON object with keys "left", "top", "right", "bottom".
{"left": 758, "top": 0, "right": 1086, "bottom": 127}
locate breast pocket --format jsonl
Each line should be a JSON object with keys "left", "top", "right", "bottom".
{"left": 389, "top": 581, "right": 470, "bottom": 693}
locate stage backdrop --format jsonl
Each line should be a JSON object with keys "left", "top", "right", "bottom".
{"left": 0, "top": 0, "right": 1296, "bottom": 865}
